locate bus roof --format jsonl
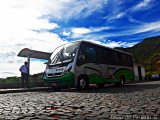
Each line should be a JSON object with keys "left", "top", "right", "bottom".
{"left": 72, "top": 40, "right": 132, "bottom": 55}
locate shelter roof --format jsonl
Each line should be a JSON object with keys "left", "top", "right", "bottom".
{"left": 17, "top": 48, "right": 51, "bottom": 60}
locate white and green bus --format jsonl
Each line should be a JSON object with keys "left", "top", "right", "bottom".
{"left": 43, "top": 40, "right": 134, "bottom": 90}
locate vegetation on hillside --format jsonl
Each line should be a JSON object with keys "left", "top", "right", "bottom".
{"left": 117, "top": 36, "right": 160, "bottom": 74}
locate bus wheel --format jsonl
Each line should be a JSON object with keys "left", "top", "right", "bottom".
{"left": 77, "top": 76, "right": 89, "bottom": 90}
{"left": 115, "top": 77, "right": 125, "bottom": 86}
{"left": 120, "top": 77, "right": 125, "bottom": 85}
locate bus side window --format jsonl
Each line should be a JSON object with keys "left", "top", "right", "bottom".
{"left": 85, "top": 47, "right": 97, "bottom": 62}
{"left": 97, "top": 47, "right": 108, "bottom": 64}
{"left": 77, "top": 44, "right": 97, "bottom": 65}
{"left": 117, "top": 53, "right": 122, "bottom": 66}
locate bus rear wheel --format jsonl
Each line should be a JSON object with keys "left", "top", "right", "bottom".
{"left": 77, "top": 76, "right": 89, "bottom": 90}
{"left": 120, "top": 77, "right": 125, "bottom": 85}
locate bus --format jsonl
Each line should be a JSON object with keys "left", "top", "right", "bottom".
{"left": 43, "top": 40, "right": 134, "bottom": 90}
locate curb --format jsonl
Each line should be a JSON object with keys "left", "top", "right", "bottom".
{"left": 0, "top": 87, "right": 50, "bottom": 94}
{"left": 1, "top": 80, "right": 159, "bottom": 94}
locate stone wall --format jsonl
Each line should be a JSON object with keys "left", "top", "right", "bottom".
{"left": 0, "top": 82, "right": 45, "bottom": 89}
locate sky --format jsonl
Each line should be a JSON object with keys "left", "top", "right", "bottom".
{"left": 0, "top": 0, "right": 160, "bottom": 78}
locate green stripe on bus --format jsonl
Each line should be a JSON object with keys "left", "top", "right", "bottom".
{"left": 43, "top": 72, "right": 75, "bottom": 87}
{"left": 114, "top": 68, "right": 135, "bottom": 81}
{"left": 89, "top": 68, "right": 134, "bottom": 84}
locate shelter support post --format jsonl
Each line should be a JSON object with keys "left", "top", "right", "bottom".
{"left": 27, "top": 56, "right": 30, "bottom": 74}
{"left": 27, "top": 56, "right": 30, "bottom": 87}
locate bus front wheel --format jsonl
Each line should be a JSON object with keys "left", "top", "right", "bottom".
{"left": 77, "top": 76, "right": 89, "bottom": 90}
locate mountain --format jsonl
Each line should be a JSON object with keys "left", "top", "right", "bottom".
{"left": 117, "top": 36, "right": 160, "bottom": 74}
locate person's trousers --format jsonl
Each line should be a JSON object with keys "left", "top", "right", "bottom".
{"left": 21, "top": 73, "right": 29, "bottom": 88}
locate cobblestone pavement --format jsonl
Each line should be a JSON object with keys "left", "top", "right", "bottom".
{"left": 0, "top": 81, "right": 160, "bottom": 120}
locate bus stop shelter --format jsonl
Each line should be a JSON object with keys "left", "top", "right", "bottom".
{"left": 17, "top": 48, "right": 51, "bottom": 85}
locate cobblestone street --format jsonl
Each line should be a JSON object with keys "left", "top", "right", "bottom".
{"left": 0, "top": 81, "right": 160, "bottom": 120}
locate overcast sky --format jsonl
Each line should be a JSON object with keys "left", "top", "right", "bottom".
{"left": 0, "top": 0, "right": 160, "bottom": 78}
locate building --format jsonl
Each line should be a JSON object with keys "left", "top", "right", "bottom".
{"left": 133, "top": 64, "right": 145, "bottom": 80}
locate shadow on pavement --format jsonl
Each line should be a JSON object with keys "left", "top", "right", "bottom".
{"left": 1, "top": 80, "right": 160, "bottom": 94}
{"left": 44, "top": 81, "right": 160, "bottom": 94}
{"left": 78, "top": 82, "right": 160, "bottom": 94}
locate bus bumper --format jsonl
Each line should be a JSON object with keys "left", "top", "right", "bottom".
{"left": 43, "top": 72, "right": 75, "bottom": 88}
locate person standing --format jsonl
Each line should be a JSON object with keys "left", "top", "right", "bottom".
{"left": 19, "top": 61, "right": 29, "bottom": 88}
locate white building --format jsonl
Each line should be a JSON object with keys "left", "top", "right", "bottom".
{"left": 134, "top": 64, "right": 145, "bottom": 80}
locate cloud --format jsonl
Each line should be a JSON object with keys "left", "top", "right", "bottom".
{"left": 105, "top": 41, "right": 124, "bottom": 48}
{"left": 103, "top": 0, "right": 125, "bottom": 22}
{"left": 42, "top": 0, "right": 108, "bottom": 20}
{"left": 71, "top": 26, "right": 111, "bottom": 39}
{"left": 116, "top": 12, "right": 125, "bottom": 19}
{"left": 131, "top": 0, "right": 152, "bottom": 11}
{"left": 72, "top": 28, "right": 91, "bottom": 35}
{"left": 104, "top": 0, "right": 154, "bottom": 22}
{"left": 109, "top": 21, "right": 160, "bottom": 36}
{"left": 0, "top": 0, "right": 67, "bottom": 78}
{"left": 68, "top": 20, "right": 160, "bottom": 45}
{"left": 105, "top": 41, "right": 138, "bottom": 48}
{"left": 84, "top": 39, "right": 138, "bottom": 48}
{"left": 128, "top": 16, "right": 144, "bottom": 24}
{"left": 0, "top": 60, "right": 47, "bottom": 78}
{"left": 62, "top": 31, "right": 71, "bottom": 36}
{"left": 68, "top": 26, "right": 111, "bottom": 40}
{"left": 0, "top": 63, "right": 19, "bottom": 78}
{"left": 105, "top": 12, "right": 126, "bottom": 21}
{"left": 100, "top": 21, "right": 160, "bottom": 37}
{"left": 133, "top": 21, "right": 160, "bottom": 34}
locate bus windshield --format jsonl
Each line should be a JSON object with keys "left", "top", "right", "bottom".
{"left": 50, "top": 42, "right": 79, "bottom": 65}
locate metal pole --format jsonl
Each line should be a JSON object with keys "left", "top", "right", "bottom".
{"left": 27, "top": 56, "right": 30, "bottom": 74}
{"left": 27, "top": 56, "right": 30, "bottom": 87}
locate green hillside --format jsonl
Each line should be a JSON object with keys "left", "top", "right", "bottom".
{"left": 119, "top": 36, "right": 160, "bottom": 74}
